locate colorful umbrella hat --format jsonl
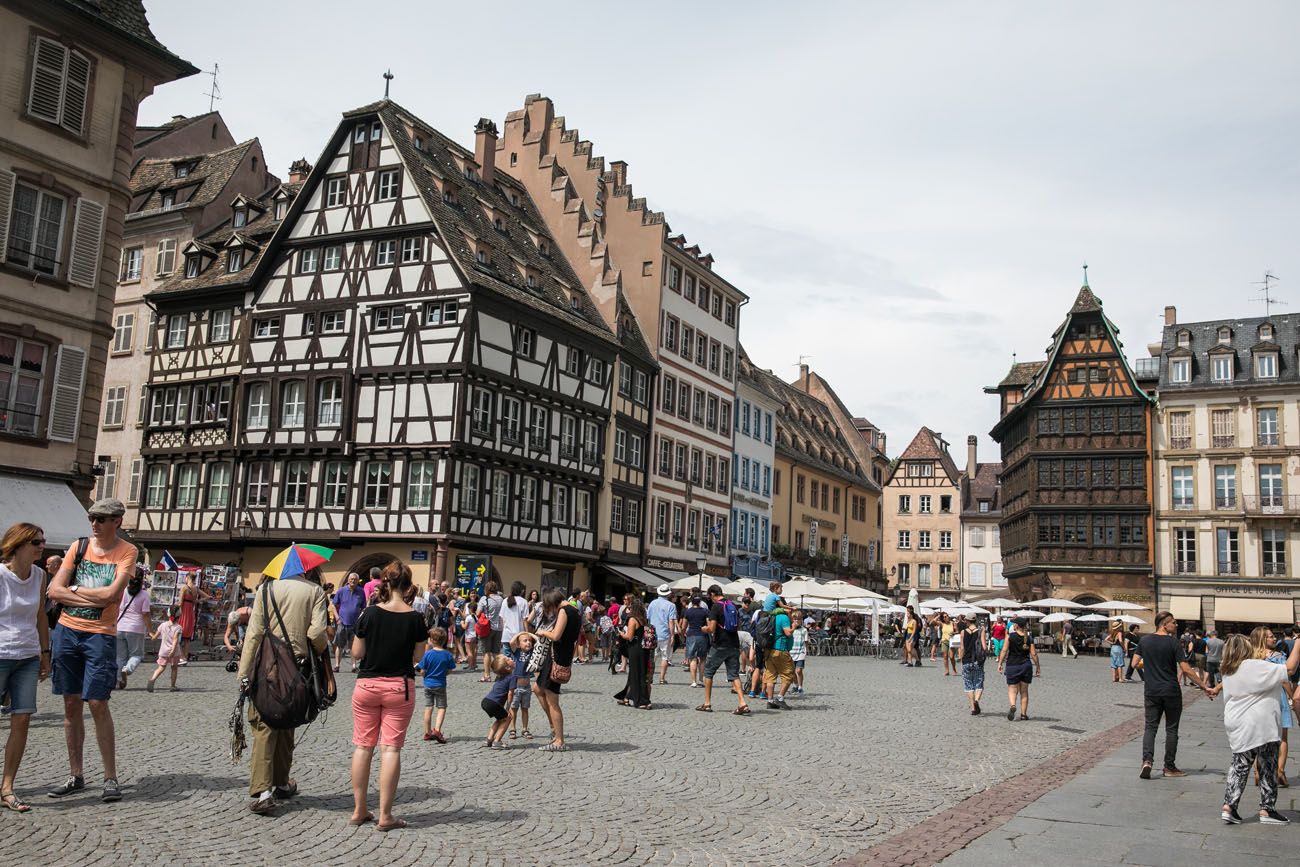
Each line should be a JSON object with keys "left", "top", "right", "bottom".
{"left": 263, "top": 543, "right": 334, "bottom": 580}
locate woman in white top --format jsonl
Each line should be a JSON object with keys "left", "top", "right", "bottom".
{"left": 1209, "top": 634, "right": 1300, "bottom": 825}
{"left": 114, "top": 569, "right": 151, "bottom": 690}
{"left": 0, "top": 523, "right": 52, "bottom": 812}
{"left": 498, "top": 581, "right": 528, "bottom": 650}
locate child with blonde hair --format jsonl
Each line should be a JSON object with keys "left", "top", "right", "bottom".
{"left": 481, "top": 654, "right": 516, "bottom": 749}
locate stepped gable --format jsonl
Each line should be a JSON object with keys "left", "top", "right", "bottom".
{"left": 373, "top": 101, "right": 615, "bottom": 344}
{"left": 128, "top": 139, "right": 266, "bottom": 214}
{"left": 148, "top": 180, "right": 300, "bottom": 299}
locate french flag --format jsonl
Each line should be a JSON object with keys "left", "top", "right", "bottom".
{"left": 157, "top": 550, "right": 179, "bottom": 571}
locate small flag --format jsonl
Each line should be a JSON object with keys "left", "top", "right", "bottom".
{"left": 157, "top": 550, "right": 178, "bottom": 571}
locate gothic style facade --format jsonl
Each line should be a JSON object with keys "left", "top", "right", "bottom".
{"left": 987, "top": 285, "right": 1156, "bottom": 605}
{"left": 135, "top": 101, "right": 630, "bottom": 591}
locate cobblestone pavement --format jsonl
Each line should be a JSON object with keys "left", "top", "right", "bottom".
{"left": 2, "top": 651, "right": 1140, "bottom": 866}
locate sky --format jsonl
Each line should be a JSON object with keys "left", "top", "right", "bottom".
{"left": 139, "top": 1, "right": 1300, "bottom": 462}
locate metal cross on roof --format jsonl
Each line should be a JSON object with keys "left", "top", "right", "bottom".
{"left": 383, "top": 69, "right": 394, "bottom": 99}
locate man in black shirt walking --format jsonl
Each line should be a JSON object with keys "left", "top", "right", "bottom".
{"left": 1132, "top": 610, "right": 1213, "bottom": 780}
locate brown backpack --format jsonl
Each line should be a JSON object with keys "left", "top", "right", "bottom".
{"left": 248, "top": 581, "right": 333, "bottom": 729}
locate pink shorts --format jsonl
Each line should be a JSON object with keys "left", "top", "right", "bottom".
{"left": 351, "top": 676, "right": 415, "bottom": 748}
{"left": 157, "top": 654, "right": 181, "bottom": 666}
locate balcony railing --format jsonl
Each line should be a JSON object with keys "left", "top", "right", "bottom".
{"left": 1174, "top": 560, "right": 1197, "bottom": 575}
{"left": 1218, "top": 560, "right": 1241, "bottom": 576}
{"left": 1134, "top": 357, "right": 1160, "bottom": 378}
{"left": 1258, "top": 433, "right": 1280, "bottom": 447}
{"left": 1170, "top": 436, "right": 1192, "bottom": 449}
{"left": 1263, "top": 562, "right": 1288, "bottom": 577}
{"left": 1172, "top": 499, "right": 1195, "bottom": 511}
{"left": 1215, "top": 495, "right": 1237, "bottom": 510}
{"left": 1243, "top": 494, "right": 1300, "bottom": 515}
{"left": 1211, "top": 435, "right": 1236, "bottom": 448}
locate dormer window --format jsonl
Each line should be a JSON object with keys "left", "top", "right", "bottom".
{"left": 464, "top": 166, "right": 478, "bottom": 180}
{"left": 227, "top": 249, "right": 244, "bottom": 273}
{"left": 538, "top": 239, "right": 550, "bottom": 256}
{"left": 161, "top": 192, "right": 175, "bottom": 210}
{"left": 354, "top": 124, "right": 366, "bottom": 144}
{"left": 275, "top": 200, "right": 287, "bottom": 220}
{"left": 475, "top": 248, "right": 488, "bottom": 265}
{"left": 232, "top": 208, "right": 246, "bottom": 228}
{"left": 175, "top": 164, "right": 189, "bottom": 179}
{"left": 414, "top": 135, "right": 424, "bottom": 151}
{"left": 370, "top": 122, "right": 382, "bottom": 142}
{"left": 1176, "top": 330, "right": 1191, "bottom": 348}
{"left": 1211, "top": 354, "right": 1233, "bottom": 382}
{"left": 493, "top": 217, "right": 505, "bottom": 232}
{"left": 1260, "top": 323, "right": 1275, "bottom": 341}
{"left": 185, "top": 256, "right": 200, "bottom": 278}
{"left": 525, "top": 274, "right": 537, "bottom": 289}
{"left": 1170, "top": 357, "right": 1190, "bottom": 383}
{"left": 1256, "top": 353, "right": 1278, "bottom": 379}
{"left": 1217, "top": 326, "right": 1232, "bottom": 344}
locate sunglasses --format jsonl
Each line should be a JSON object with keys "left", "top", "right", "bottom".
{"left": 89, "top": 515, "right": 117, "bottom": 523}
{"left": 30, "top": 539, "right": 46, "bottom": 546}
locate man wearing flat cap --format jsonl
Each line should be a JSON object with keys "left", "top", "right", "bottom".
{"left": 45, "top": 498, "right": 139, "bottom": 802}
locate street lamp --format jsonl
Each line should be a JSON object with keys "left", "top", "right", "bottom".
{"left": 237, "top": 518, "right": 252, "bottom": 542}
{"left": 695, "top": 555, "right": 708, "bottom": 591}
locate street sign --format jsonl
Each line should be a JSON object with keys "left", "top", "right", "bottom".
{"left": 410, "top": 550, "right": 429, "bottom": 562}
{"left": 454, "top": 554, "right": 490, "bottom": 595}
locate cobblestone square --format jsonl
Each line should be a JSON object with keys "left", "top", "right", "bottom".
{"left": 4, "top": 653, "right": 1140, "bottom": 866}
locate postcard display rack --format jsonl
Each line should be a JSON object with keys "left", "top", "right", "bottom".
{"left": 148, "top": 565, "right": 240, "bottom": 660}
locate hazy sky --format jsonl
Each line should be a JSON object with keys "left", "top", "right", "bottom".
{"left": 140, "top": 1, "right": 1300, "bottom": 462}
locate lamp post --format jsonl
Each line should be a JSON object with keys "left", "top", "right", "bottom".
{"left": 695, "top": 555, "right": 708, "bottom": 592}
{"left": 237, "top": 518, "right": 252, "bottom": 542}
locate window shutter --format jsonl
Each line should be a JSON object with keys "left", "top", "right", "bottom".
{"left": 27, "top": 37, "right": 66, "bottom": 125}
{"left": 61, "top": 50, "right": 91, "bottom": 135}
{"left": 47, "top": 344, "right": 87, "bottom": 443}
{"left": 67, "top": 197, "right": 105, "bottom": 287}
{"left": 0, "top": 169, "right": 14, "bottom": 263}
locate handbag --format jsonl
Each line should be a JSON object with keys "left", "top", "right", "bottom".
{"left": 525, "top": 635, "right": 552, "bottom": 675}
{"left": 549, "top": 661, "right": 572, "bottom": 684}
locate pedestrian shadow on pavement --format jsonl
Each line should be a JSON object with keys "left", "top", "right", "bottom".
{"left": 396, "top": 806, "right": 527, "bottom": 828}
{"left": 296, "top": 784, "right": 451, "bottom": 813}
{"left": 572, "top": 741, "right": 637, "bottom": 753}
{"left": 69, "top": 774, "right": 249, "bottom": 803}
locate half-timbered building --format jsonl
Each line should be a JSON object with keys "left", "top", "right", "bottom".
{"left": 136, "top": 101, "right": 625, "bottom": 591}
{"left": 987, "top": 284, "right": 1156, "bottom": 605}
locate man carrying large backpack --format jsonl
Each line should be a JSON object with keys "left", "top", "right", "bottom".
{"left": 695, "top": 585, "right": 751, "bottom": 715}
{"left": 237, "top": 566, "right": 329, "bottom": 814}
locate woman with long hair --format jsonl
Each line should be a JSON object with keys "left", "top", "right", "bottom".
{"left": 1210, "top": 634, "right": 1300, "bottom": 824}
{"left": 349, "top": 564, "right": 426, "bottom": 831}
{"left": 176, "top": 571, "right": 211, "bottom": 663}
{"left": 1249, "top": 627, "right": 1296, "bottom": 787}
{"left": 531, "top": 588, "right": 580, "bottom": 751}
{"left": 500, "top": 580, "right": 528, "bottom": 651}
{"left": 903, "top": 606, "right": 922, "bottom": 667}
{"left": 462, "top": 590, "right": 480, "bottom": 670}
{"left": 525, "top": 589, "right": 542, "bottom": 630}
{"left": 0, "top": 523, "right": 51, "bottom": 812}
{"left": 998, "top": 618, "right": 1041, "bottom": 721}
{"left": 476, "top": 579, "right": 504, "bottom": 682}
{"left": 1108, "top": 622, "right": 1127, "bottom": 683}
{"left": 614, "top": 595, "right": 651, "bottom": 709}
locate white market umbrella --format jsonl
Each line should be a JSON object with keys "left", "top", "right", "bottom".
{"left": 666, "top": 573, "right": 728, "bottom": 592}
{"left": 970, "top": 597, "right": 1019, "bottom": 609}
{"left": 1007, "top": 609, "right": 1046, "bottom": 619}
{"left": 906, "top": 588, "right": 920, "bottom": 610}
{"left": 1022, "top": 597, "right": 1085, "bottom": 609}
{"left": 1115, "top": 615, "right": 1148, "bottom": 625}
{"left": 822, "top": 579, "right": 891, "bottom": 602}
{"left": 1039, "top": 612, "right": 1077, "bottom": 624}
{"left": 1085, "top": 601, "right": 1149, "bottom": 612}
{"left": 1074, "top": 613, "right": 1111, "bottom": 622}
{"left": 721, "top": 578, "right": 768, "bottom": 598}
{"left": 927, "top": 596, "right": 958, "bottom": 607}
{"left": 955, "top": 605, "right": 991, "bottom": 616}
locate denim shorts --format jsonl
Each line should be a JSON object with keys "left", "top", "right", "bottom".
{"left": 685, "top": 635, "right": 709, "bottom": 660}
{"left": 511, "top": 686, "right": 531, "bottom": 709}
{"left": 423, "top": 686, "right": 447, "bottom": 709}
{"left": 51, "top": 624, "right": 117, "bottom": 701}
{"left": 0, "top": 656, "right": 40, "bottom": 714}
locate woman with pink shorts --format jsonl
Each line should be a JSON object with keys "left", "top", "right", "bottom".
{"left": 350, "top": 565, "right": 427, "bottom": 831}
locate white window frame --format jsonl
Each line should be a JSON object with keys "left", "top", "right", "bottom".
{"left": 501, "top": 397, "right": 522, "bottom": 441}
{"left": 1256, "top": 353, "right": 1278, "bottom": 379}
{"left": 407, "top": 461, "right": 436, "bottom": 509}
{"left": 323, "top": 462, "right": 350, "bottom": 509}
{"left": 323, "top": 246, "right": 342, "bottom": 270}
{"left": 175, "top": 464, "right": 200, "bottom": 509}
{"left": 299, "top": 248, "right": 320, "bottom": 273}
{"left": 102, "top": 385, "right": 126, "bottom": 427}
{"left": 401, "top": 237, "right": 421, "bottom": 263}
{"left": 363, "top": 462, "right": 392, "bottom": 509}
{"left": 491, "top": 471, "right": 511, "bottom": 519}
{"left": 245, "top": 383, "right": 269, "bottom": 429}
{"left": 375, "top": 239, "right": 396, "bottom": 266}
{"left": 317, "top": 379, "right": 343, "bottom": 427}
{"left": 165, "top": 314, "right": 186, "bottom": 349}
{"left": 377, "top": 170, "right": 399, "bottom": 201}
{"left": 321, "top": 311, "right": 345, "bottom": 334}
{"left": 145, "top": 465, "right": 168, "bottom": 509}
{"left": 112, "top": 312, "right": 134, "bottom": 353}
{"left": 206, "top": 463, "right": 231, "bottom": 508}
{"left": 325, "top": 177, "right": 347, "bottom": 208}
{"left": 119, "top": 246, "right": 142, "bottom": 281}
{"left": 209, "top": 309, "right": 233, "bottom": 343}
{"left": 282, "top": 461, "right": 310, "bottom": 507}
{"left": 1170, "top": 358, "right": 1189, "bottom": 383}
{"left": 471, "top": 389, "right": 493, "bottom": 435}
{"left": 1211, "top": 354, "right": 1232, "bottom": 382}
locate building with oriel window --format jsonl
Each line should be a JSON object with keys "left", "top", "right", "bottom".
{"left": 1151, "top": 306, "right": 1300, "bottom": 631}
{"left": 883, "top": 427, "right": 963, "bottom": 602}
{"left": 986, "top": 283, "right": 1156, "bottom": 606}
{"left": 134, "top": 101, "right": 627, "bottom": 592}
{"left": 0, "top": 0, "right": 193, "bottom": 544}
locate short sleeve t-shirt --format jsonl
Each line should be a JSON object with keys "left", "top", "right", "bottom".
{"left": 1138, "top": 633, "right": 1187, "bottom": 698}
{"left": 762, "top": 592, "right": 780, "bottom": 613}
{"left": 59, "top": 538, "right": 137, "bottom": 635}
{"left": 478, "top": 594, "right": 504, "bottom": 631}
{"left": 647, "top": 598, "right": 676, "bottom": 640}
{"left": 683, "top": 604, "right": 710, "bottom": 637}
{"left": 790, "top": 627, "right": 808, "bottom": 661}
{"left": 157, "top": 620, "right": 182, "bottom": 657}
{"left": 355, "top": 606, "right": 426, "bottom": 679}
{"left": 1222, "top": 659, "right": 1289, "bottom": 753}
{"left": 992, "top": 622, "right": 1007, "bottom": 640}
{"left": 773, "top": 612, "right": 792, "bottom": 652}
{"left": 116, "top": 589, "right": 151, "bottom": 634}
{"left": 708, "top": 602, "right": 739, "bottom": 649}
{"left": 332, "top": 585, "right": 367, "bottom": 626}
{"left": 418, "top": 648, "right": 456, "bottom": 689}
{"left": 485, "top": 672, "right": 513, "bottom": 705}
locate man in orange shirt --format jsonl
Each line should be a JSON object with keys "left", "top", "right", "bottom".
{"left": 45, "top": 498, "right": 138, "bottom": 803}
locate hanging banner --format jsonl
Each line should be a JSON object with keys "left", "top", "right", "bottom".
{"left": 808, "top": 520, "right": 819, "bottom": 557}
{"left": 841, "top": 533, "right": 850, "bottom": 567}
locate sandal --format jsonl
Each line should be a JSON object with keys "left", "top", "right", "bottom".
{"left": 733, "top": 705, "right": 751, "bottom": 715}
{"left": 695, "top": 704, "right": 713, "bottom": 712}
{"left": 0, "top": 792, "right": 30, "bottom": 813}
{"left": 508, "top": 731, "right": 518, "bottom": 739}
{"left": 522, "top": 729, "right": 533, "bottom": 739}
{"left": 376, "top": 818, "right": 407, "bottom": 832}
{"left": 348, "top": 812, "right": 374, "bottom": 826}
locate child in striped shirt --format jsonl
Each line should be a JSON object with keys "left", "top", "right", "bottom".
{"left": 790, "top": 617, "right": 809, "bottom": 695}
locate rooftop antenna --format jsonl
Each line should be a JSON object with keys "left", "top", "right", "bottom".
{"left": 383, "top": 69, "right": 394, "bottom": 99}
{"left": 202, "top": 63, "right": 221, "bottom": 113}
{"left": 1254, "top": 271, "right": 1284, "bottom": 318}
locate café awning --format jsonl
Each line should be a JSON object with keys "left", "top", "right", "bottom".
{"left": 0, "top": 474, "right": 88, "bottom": 551}
{"left": 1169, "top": 596, "right": 1201, "bottom": 621}
{"left": 1214, "top": 597, "right": 1295, "bottom": 624}
{"left": 602, "top": 564, "right": 662, "bottom": 588}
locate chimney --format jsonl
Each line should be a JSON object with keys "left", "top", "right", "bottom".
{"left": 474, "top": 118, "right": 498, "bottom": 185}
{"left": 170, "top": 114, "right": 187, "bottom": 122}
{"left": 610, "top": 160, "right": 628, "bottom": 186}
{"left": 798, "top": 363, "right": 810, "bottom": 392}
{"left": 966, "top": 435, "right": 978, "bottom": 481}
{"left": 287, "top": 158, "right": 312, "bottom": 183}
{"left": 1164, "top": 305, "right": 1177, "bottom": 326}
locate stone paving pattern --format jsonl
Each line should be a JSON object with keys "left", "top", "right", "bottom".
{"left": 3, "top": 653, "right": 1138, "bottom": 866}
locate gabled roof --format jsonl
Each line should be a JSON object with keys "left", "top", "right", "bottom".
{"left": 889, "top": 426, "right": 961, "bottom": 485}
{"left": 368, "top": 100, "right": 616, "bottom": 345}
{"left": 614, "top": 291, "right": 657, "bottom": 368}
{"left": 961, "top": 462, "right": 1003, "bottom": 516}
{"left": 128, "top": 139, "right": 262, "bottom": 214}
{"left": 134, "top": 111, "right": 221, "bottom": 148}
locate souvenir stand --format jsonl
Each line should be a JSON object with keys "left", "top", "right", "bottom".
{"left": 147, "top": 564, "right": 240, "bottom": 660}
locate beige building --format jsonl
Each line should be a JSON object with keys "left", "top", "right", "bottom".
{"left": 883, "top": 427, "right": 963, "bottom": 602}
{"left": 0, "top": 0, "right": 192, "bottom": 546}
{"left": 960, "top": 436, "right": 1005, "bottom": 596}
{"left": 1152, "top": 307, "right": 1300, "bottom": 630}
{"left": 97, "top": 119, "right": 275, "bottom": 526}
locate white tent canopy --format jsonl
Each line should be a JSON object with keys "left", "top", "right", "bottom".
{"left": 1085, "top": 600, "right": 1150, "bottom": 612}
{"left": 1039, "top": 612, "right": 1076, "bottom": 624}
{"left": 1022, "top": 597, "right": 1085, "bottom": 609}
{"left": 665, "top": 573, "right": 728, "bottom": 592}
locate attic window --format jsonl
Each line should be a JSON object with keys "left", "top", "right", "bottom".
{"left": 537, "top": 239, "right": 550, "bottom": 256}
{"left": 525, "top": 273, "right": 538, "bottom": 289}
{"left": 464, "top": 165, "right": 478, "bottom": 181}
{"left": 275, "top": 200, "right": 287, "bottom": 220}
{"left": 414, "top": 135, "right": 424, "bottom": 151}
{"left": 1260, "top": 323, "right": 1274, "bottom": 340}
{"left": 1176, "top": 330, "right": 1191, "bottom": 348}
{"left": 474, "top": 248, "right": 489, "bottom": 266}
{"left": 509, "top": 192, "right": 519, "bottom": 206}
{"left": 161, "top": 191, "right": 175, "bottom": 209}
{"left": 232, "top": 208, "right": 247, "bottom": 228}
{"left": 175, "top": 164, "right": 189, "bottom": 178}
{"left": 510, "top": 152, "right": 518, "bottom": 166}
{"left": 354, "top": 124, "right": 366, "bottom": 144}
{"left": 1217, "top": 326, "right": 1232, "bottom": 344}
{"left": 370, "top": 122, "right": 382, "bottom": 142}
{"left": 185, "top": 256, "right": 200, "bottom": 278}
{"left": 227, "top": 249, "right": 244, "bottom": 273}
{"left": 493, "top": 217, "right": 505, "bottom": 233}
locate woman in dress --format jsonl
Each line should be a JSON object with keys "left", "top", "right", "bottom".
{"left": 531, "top": 588, "right": 580, "bottom": 751}
{"left": 1249, "top": 627, "right": 1295, "bottom": 787}
{"left": 115, "top": 568, "right": 151, "bottom": 690}
{"left": 349, "top": 564, "right": 426, "bottom": 831}
{"left": 1209, "top": 634, "right": 1299, "bottom": 824}
{"left": 176, "top": 572, "right": 211, "bottom": 663}
{"left": 998, "top": 618, "right": 1041, "bottom": 721}
{"left": 614, "top": 596, "right": 650, "bottom": 709}
{"left": 0, "top": 523, "right": 51, "bottom": 812}
{"left": 1108, "top": 622, "right": 1128, "bottom": 683}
